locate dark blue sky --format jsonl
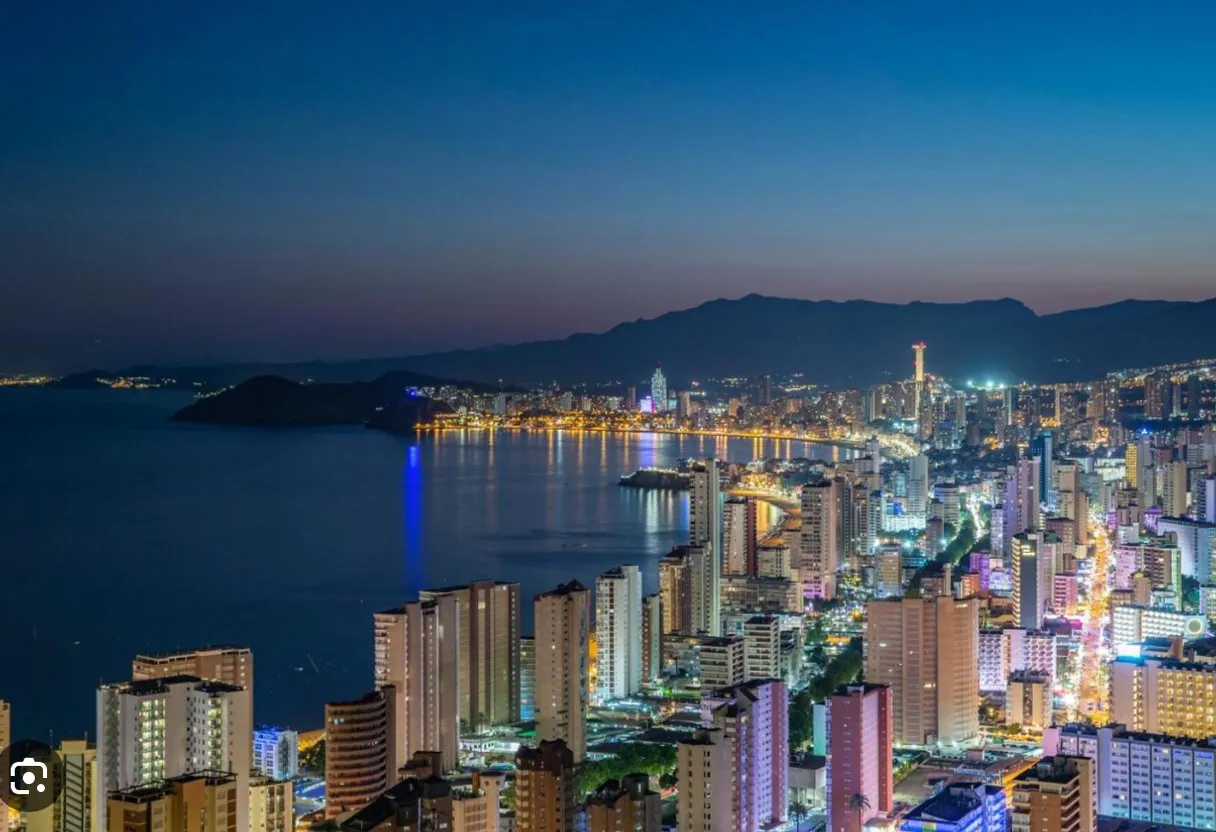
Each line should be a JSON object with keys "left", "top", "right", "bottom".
{"left": 4, "top": 2, "right": 1216, "bottom": 371}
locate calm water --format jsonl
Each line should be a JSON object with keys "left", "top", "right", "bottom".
{"left": 0, "top": 389, "right": 852, "bottom": 741}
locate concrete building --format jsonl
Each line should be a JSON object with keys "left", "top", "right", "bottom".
{"left": 1057, "top": 462, "right": 1089, "bottom": 546}
{"left": 1110, "top": 656, "right": 1216, "bottom": 738}
{"left": 419, "top": 580, "right": 522, "bottom": 728}
{"left": 743, "top": 615, "right": 780, "bottom": 681}
{"left": 678, "top": 680, "right": 788, "bottom": 832}
{"left": 978, "top": 628, "right": 1057, "bottom": 693}
{"left": 252, "top": 726, "right": 298, "bottom": 782}
{"left": 336, "top": 775, "right": 453, "bottom": 832}
{"left": 651, "top": 365, "right": 667, "bottom": 411}
{"left": 131, "top": 645, "right": 253, "bottom": 695}
{"left": 1010, "top": 756, "right": 1095, "bottom": 832}
{"left": 374, "top": 596, "right": 461, "bottom": 773}
{"left": 1048, "top": 722, "right": 1216, "bottom": 828}
{"left": 801, "top": 479, "right": 842, "bottom": 600}
{"left": 105, "top": 772, "right": 238, "bottom": 832}
{"left": 908, "top": 454, "right": 930, "bottom": 516}
{"left": 659, "top": 549, "right": 693, "bottom": 635}
{"left": 535, "top": 581, "right": 591, "bottom": 763}
{"left": 826, "top": 684, "right": 893, "bottom": 832}
{"left": 699, "top": 636, "right": 746, "bottom": 690}
{"left": 865, "top": 596, "right": 980, "bottom": 747}
{"left": 1004, "top": 458, "right": 1042, "bottom": 546}
{"left": 96, "top": 676, "right": 251, "bottom": 831}
{"left": 520, "top": 636, "right": 535, "bottom": 720}
{"left": 248, "top": 776, "right": 293, "bottom": 832}
{"left": 1157, "top": 517, "right": 1216, "bottom": 582}
{"left": 1111, "top": 605, "right": 1207, "bottom": 650}
{"left": 25, "top": 738, "right": 97, "bottom": 832}
{"left": 899, "top": 782, "right": 1007, "bottom": 832}
{"left": 595, "top": 565, "right": 643, "bottom": 702}
{"left": 1006, "top": 671, "right": 1053, "bottom": 731}
{"left": 641, "top": 593, "right": 662, "bottom": 687}
{"left": 689, "top": 459, "right": 722, "bottom": 635}
{"left": 515, "top": 740, "right": 577, "bottom": 832}
{"left": 1013, "top": 532, "right": 1054, "bottom": 629}
{"left": 723, "top": 497, "right": 758, "bottom": 576}
{"left": 585, "top": 774, "right": 660, "bottom": 832}
{"left": 324, "top": 688, "right": 393, "bottom": 817}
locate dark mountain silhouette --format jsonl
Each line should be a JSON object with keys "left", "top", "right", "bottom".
{"left": 117, "top": 295, "right": 1216, "bottom": 389}
{"left": 171, "top": 372, "right": 455, "bottom": 430}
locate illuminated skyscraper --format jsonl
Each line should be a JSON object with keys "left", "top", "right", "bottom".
{"left": 595, "top": 565, "right": 642, "bottom": 702}
{"left": 690, "top": 459, "right": 722, "bottom": 635}
{"left": 826, "top": 684, "right": 893, "bottom": 832}
{"left": 723, "top": 497, "right": 758, "bottom": 576}
{"left": 865, "top": 596, "right": 980, "bottom": 747}
{"left": 908, "top": 454, "right": 930, "bottom": 516}
{"left": 419, "top": 580, "right": 521, "bottom": 729}
{"left": 801, "top": 480, "right": 841, "bottom": 600}
{"left": 651, "top": 364, "right": 667, "bottom": 412}
{"left": 535, "top": 581, "right": 591, "bottom": 762}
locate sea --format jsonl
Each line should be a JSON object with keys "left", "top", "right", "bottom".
{"left": 0, "top": 388, "right": 854, "bottom": 742}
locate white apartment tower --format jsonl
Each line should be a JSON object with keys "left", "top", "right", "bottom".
{"left": 96, "top": 676, "right": 251, "bottom": 832}
{"left": 689, "top": 459, "right": 723, "bottom": 635}
{"left": 595, "top": 565, "right": 643, "bottom": 702}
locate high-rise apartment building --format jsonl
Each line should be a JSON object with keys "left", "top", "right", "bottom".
{"left": 723, "top": 497, "right": 758, "bottom": 576}
{"left": 535, "top": 581, "right": 590, "bottom": 763}
{"left": 26, "top": 738, "right": 98, "bottom": 832}
{"left": 690, "top": 459, "right": 722, "bottom": 634}
{"left": 801, "top": 480, "right": 841, "bottom": 600}
{"left": 1012, "top": 533, "right": 1054, "bottom": 630}
{"left": 908, "top": 454, "right": 930, "bottom": 516}
{"left": 742, "top": 615, "right": 780, "bottom": 681}
{"left": 1003, "top": 458, "right": 1042, "bottom": 545}
{"left": 699, "top": 636, "right": 746, "bottom": 690}
{"left": 586, "top": 774, "right": 661, "bottom": 832}
{"left": 678, "top": 680, "right": 788, "bottom": 832}
{"left": 1010, "top": 756, "right": 1094, "bottom": 832}
{"left": 1162, "top": 459, "right": 1191, "bottom": 518}
{"left": 1056, "top": 462, "right": 1088, "bottom": 546}
{"left": 1157, "top": 517, "right": 1216, "bottom": 583}
{"left": 595, "top": 565, "right": 643, "bottom": 702}
{"left": 826, "top": 684, "right": 893, "bottom": 832}
{"left": 659, "top": 549, "right": 693, "bottom": 635}
{"left": 374, "top": 597, "right": 460, "bottom": 773}
{"left": 1048, "top": 722, "right": 1216, "bottom": 828}
{"left": 1006, "top": 671, "right": 1053, "bottom": 731}
{"left": 324, "top": 689, "right": 393, "bottom": 817}
{"left": 520, "top": 636, "right": 536, "bottom": 721}
{"left": 248, "top": 775, "right": 293, "bottom": 832}
{"left": 865, "top": 596, "right": 980, "bottom": 747}
{"left": 131, "top": 645, "right": 254, "bottom": 719}
{"left": 515, "top": 740, "right": 577, "bottom": 832}
{"left": 419, "top": 580, "right": 522, "bottom": 728}
{"left": 1110, "top": 656, "right": 1216, "bottom": 738}
{"left": 641, "top": 593, "right": 662, "bottom": 687}
{"left": 978, "top": 628, "right": 1056, "bottom": 693}
{"left": 96, "top": 676, "right": 251, "bottom": 831}
{"left": 252, "top": 726, "right": 299, "bottom": 782}
{"left": 105, "top": 772, "right": 238, "bottom": 832}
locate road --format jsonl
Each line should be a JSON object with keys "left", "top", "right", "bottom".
{"left": 1073, "top": 510, "right": 1113, "bottom": 722}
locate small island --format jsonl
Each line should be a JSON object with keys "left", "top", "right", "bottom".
{"left": 618, "top": 468, "right": 691, "bottom": 490}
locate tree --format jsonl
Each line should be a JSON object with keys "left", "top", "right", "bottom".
{"left": 848, "top": 792, "right": 872, "bottom": 830}
{"left": 790, "top": 801, "right": 810, "bottom": 832}
{"left": 299, "top": 739, "right": 325, "bottom": 774}
{"left": 789, "top": 687, "right": 814, "bottom": 751}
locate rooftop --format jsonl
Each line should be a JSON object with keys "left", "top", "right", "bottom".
{"left": 905, "top": 783, "right": 1002, "bottom": 824}
{"left": 133, "top": 645, "right": 249, "bottom": 660}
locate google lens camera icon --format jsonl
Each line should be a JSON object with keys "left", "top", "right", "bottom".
{"left": 11, "top": 757, "right": 48, "bottom": 795}
{"left": 0, "top": 740, "right": 62, "bottom": 811}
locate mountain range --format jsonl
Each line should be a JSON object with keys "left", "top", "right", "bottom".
{"left": 80, "top": 295, "right": 1216, "bottom": 390}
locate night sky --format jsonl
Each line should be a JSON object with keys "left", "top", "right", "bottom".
{"left": 4, "top": 2, "right": 1216, "bottom": 372}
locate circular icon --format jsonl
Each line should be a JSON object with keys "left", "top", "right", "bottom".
{"left": 0, "top": 739, "right": 63, "bottom": 813}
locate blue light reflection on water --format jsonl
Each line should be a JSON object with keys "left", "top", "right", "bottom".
{"left": 403, "top": 443, "right": 422, "bottom": 597}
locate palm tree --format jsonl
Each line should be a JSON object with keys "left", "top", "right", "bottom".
{"left": 789, "top": 801, "right": 809, "bottom": 832}
{"left": 848, "top": 792, "right": 872, "bottom": 831}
